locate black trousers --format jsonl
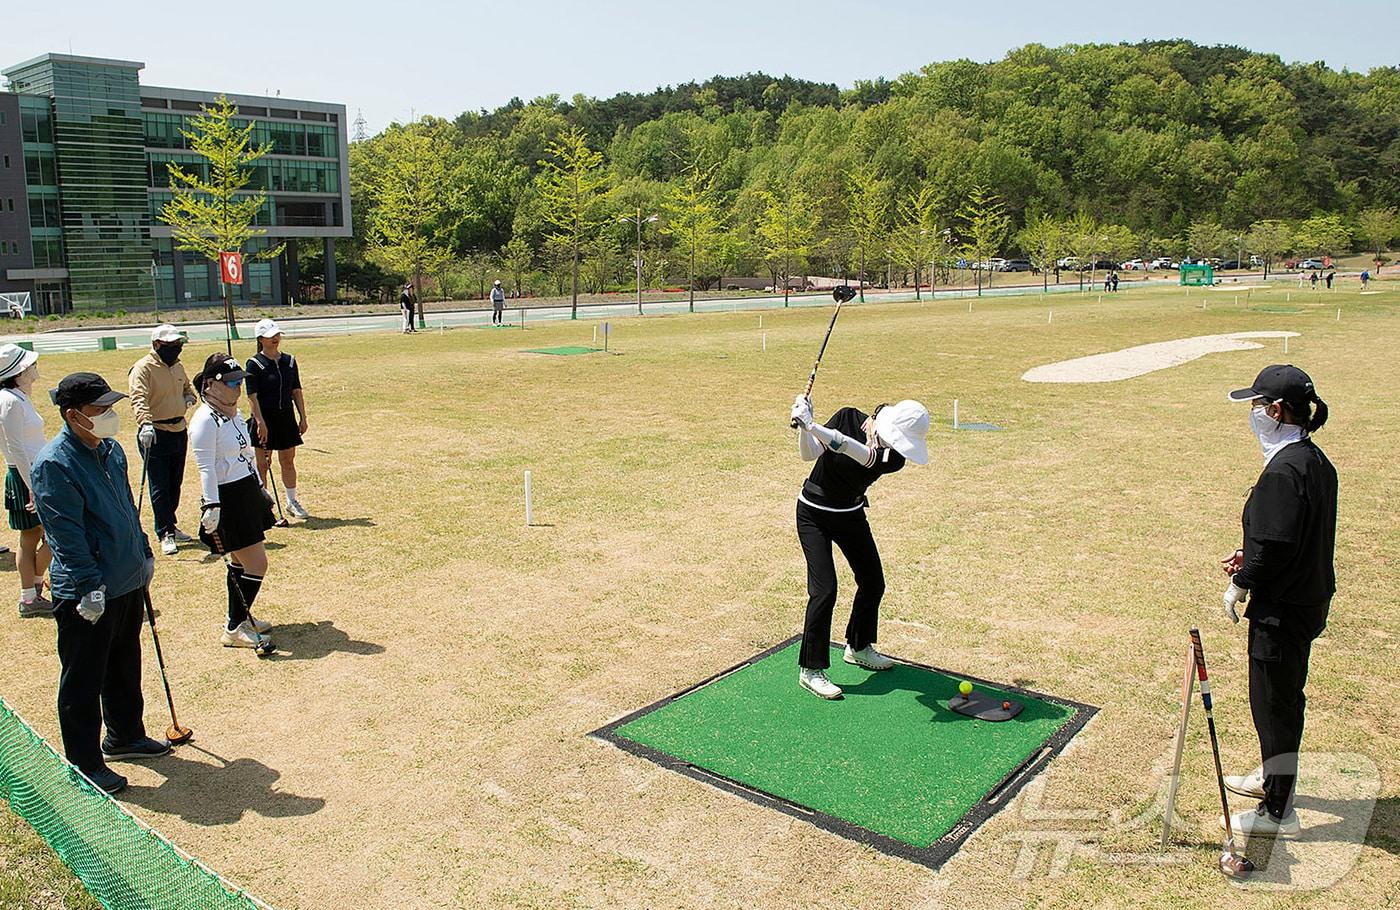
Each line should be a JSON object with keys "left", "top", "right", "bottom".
{"left": 1248, "top": 616, "right": 1316, "bottom": 817}
{"left": 492, "top": 301, "right": 504, "bottom": 323}
{"left": 53, "top": 587, "right": 147, "bottom": 773}
{"left": 144, "top": 428, "right": 187, "bottom": 538}
{"left": 796, "top": 501, "right": 884, "bottom": 669}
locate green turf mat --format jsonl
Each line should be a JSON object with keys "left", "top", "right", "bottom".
{"left": 595, "top": 638, "right": 1094, "bottom": 868}
{"left": 523, "top": 345, "right": 599, "bottom": 355}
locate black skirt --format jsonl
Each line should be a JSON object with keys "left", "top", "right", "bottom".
{"left": 248, "top": 406, "right": 303, "bottom": 451}
{"left": 199, "top": 473, "right": 275, "bottom": 554}
{"left": 4, "top": 467, "right": 41, "bottom": 531}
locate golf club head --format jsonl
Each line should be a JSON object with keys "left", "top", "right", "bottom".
{"left": 1219, "top": 850, "right": 1255, "bottom": 878}
{"left": 255, "top": 638, "right": 276, "bottom": 658}
{"left": 166, "top": 724, "right": 194, "bottom": 745}
{"left": 274, "top": 518, "right": 290, "bottom": 528}
{"left": 833, "top": 285, "right": 856, "bottom": 303}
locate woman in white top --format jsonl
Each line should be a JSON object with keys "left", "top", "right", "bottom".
{"left": 0, "top": 344, "right": 49, "bottom": 617}
{"left": 190, "top": 354, "right": 276, "bottom": 653}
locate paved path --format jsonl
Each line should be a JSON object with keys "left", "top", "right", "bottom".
{"left": 0, "top": 281, "right": 1112, "bottom": 355}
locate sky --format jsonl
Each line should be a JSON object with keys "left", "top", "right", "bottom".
{"left": 6, "top": 0, "right": 1393, "bottom": 134}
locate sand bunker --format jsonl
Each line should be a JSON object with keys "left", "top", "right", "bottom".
{"left": 1022, "top": 331, "right": 1300, "bottom": 384}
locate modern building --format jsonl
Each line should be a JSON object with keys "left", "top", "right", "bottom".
{"left": 0, "top": 54, "right": 350, "bottom": 315}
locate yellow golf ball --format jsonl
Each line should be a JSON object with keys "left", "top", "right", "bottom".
{"left": 958, "top": 680, "right": 973, "bottom": 697}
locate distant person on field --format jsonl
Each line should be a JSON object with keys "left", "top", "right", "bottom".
{"left": 1218, "top": 365, "right": 1335, "bottom": 838}
{"left": 1360, "top": 269, "right": 1370, "bottom": 289}
{"left": 400, "top": 282, "right": 416, "bottom": 334}
{"left": 1325, "top": 270, "right": 1335, "bottom": 290}
{"left": 0, "top": 344, "right": 49, "bottom": 616}
{"left": 246, "top": 319, "right": 310, "bottom": 520}
{"left": 491, "top": 279, "right": 506, "bottom": 325}
{"left": 1110, "top": 271, "right": 1120, "bottom": 292}
{"left": 128, "top": 325, "right": 197, "bottom": 556}
{"left": 1309, "top": 271, "right": 1318, "bottom": 290}
{"left": 31, "top": 373, "right": 165, "bottom": 796}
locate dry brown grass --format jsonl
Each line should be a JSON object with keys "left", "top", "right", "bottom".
{"left": 1, "top": 282, "right": 1396, "bottom": 909}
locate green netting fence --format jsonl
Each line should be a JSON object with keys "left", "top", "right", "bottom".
{"left": 0, "top": 697, "right": 273, "bottom": 910}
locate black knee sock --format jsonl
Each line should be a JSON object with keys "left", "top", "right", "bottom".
{"left": 237, "top": 572, "right": 264, "bottom": 616}
{"left": 226, "top": 563, "right": 247, "bottom": 630}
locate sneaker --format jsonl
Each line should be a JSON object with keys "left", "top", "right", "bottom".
{"left": 221, "top": 621, "right": 265, "bottom": 649}
{"left": 170, "top": 528, "right": 194, "bottom": 543}
{"left": 18, "top": 595, "right": 54, "bottom": 618}
{"left": 1224, "top": 767, "right": 1266, "bottom": 800}
{"left": 799, "top": 668, "right": 843, "bottom": 700}
{"left": 246, "top": 614, "right": 273, "bottom": 634}
{"left": 101, "top": 736, "right": 171, "bottom": 761}
{"left": 286, "top": 499, "right": 310, "bottom": 520}
{"left": 844, "top": 644, "right": 895, "bottom": 671}
{"left": 84, "top": 765, "right": 128, "bottom": 795}
{"left": 1221, "top": 804, "right": 1300, "bottom": 839}
{"left": 160, "top": 534, "right": 178, "bottom": 556}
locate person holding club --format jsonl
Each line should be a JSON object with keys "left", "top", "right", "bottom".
{"left": 246, "top": 319, "right": 310, "bottom": 520}
{"left": 789, "top": 395, "right": 930, "bottom": 699}
{"left": 190, "top": 354, "right": 276, "bottom": 653}
{"left": 1218, "top": 364, "right": 1336, "bottom": 837}
{"left": 128, "top": 324, "right": 198, "bottom": 556}
{"left": 30, "top": 373, "right": 166, "bottom": 795}
{"left": 0, "top": 344, "right": 51, "bottom": 617}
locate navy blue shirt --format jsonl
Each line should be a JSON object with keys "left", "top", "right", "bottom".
{"left": 801, "top": 407, "right": 905, "bottom": 509}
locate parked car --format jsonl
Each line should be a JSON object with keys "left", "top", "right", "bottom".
{"left": 1218, "top": 260, "right": 1242, "bottom": 270}
{"left": 1079, "top": 259, "right": 1117, "bottom": 271}
{"left": 1056, "top": 257, "right": 1080, "bottom": 269}
{"left": 1298, "top": 258, "right": 1326, "bottom": 270}
{"left": 1249, "top": 255, "right": 1264, "bottom": 267}
{"left": 1120, "top": 259, "right": 1146, "bottom": 270}
{"left": 1150, "top": 257, "right": 1176, "bottom": 270}
{"left": 999, "top": 259, "right": 1033, "bottom": 272}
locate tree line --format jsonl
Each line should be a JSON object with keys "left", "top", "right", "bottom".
{"left": 335, "top": 40, "right": 1400, "bottom": 307}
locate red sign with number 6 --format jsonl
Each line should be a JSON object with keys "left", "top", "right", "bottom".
{"left": 219, "top": 251, "right": 244, "bottom": 285}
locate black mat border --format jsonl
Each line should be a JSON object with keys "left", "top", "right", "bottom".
{"left": 590, "top": 635, "right": 1098, "bottom": 871}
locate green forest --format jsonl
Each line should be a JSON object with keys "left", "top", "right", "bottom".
{"left": 332, "top": 40, "right": 1400, "bottom": 302}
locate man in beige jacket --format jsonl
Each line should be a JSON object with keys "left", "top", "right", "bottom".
{"left": 128, "top": 325, "right": 197, "bottom": 555}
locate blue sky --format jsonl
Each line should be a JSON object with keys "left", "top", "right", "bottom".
{"left": 6, "top": 0, "right": 1392, "bottom": 133}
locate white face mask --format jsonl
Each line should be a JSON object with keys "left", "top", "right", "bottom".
{"left": 1249, "top": 404, "right": 1303, "bottom": 464}
{"left": 85, "top": 408, "right": 121, "bottom": 439}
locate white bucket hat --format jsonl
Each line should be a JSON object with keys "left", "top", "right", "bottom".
{"left": 874, "top": 400, "right": 930, "bottom": 465}
{"left": 151, "top": 324, "right": 184, "bottom": 343}
{"left": 0, "top": 343, "right": 38, "bottom": 383}
{"left": 254, "top": 318, "right": 283, "bottom": 339}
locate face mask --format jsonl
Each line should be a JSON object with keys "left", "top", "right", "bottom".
{"left": 1249, "top": 404, "right": 1303, "bottom": 464}
{"left": 157, "top": 344, "right": 183, "bottom": 366}
{"left": 86, "top": 408, "right": 120, "bottom": 439}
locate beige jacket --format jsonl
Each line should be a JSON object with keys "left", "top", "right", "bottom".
{"left": 128, "top": 350, "right": 196, "bottom": 432}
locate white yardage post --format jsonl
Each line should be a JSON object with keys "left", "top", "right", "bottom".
{"left": 762, "top": 332, "right": 766, "bottom": 352}
{"left": 524, "top": 471, "right": 533, "bottom": 526}
{"left": 953, "top": 398, "right": 959, "bottom": 430}
{"left": 1284, "top": 336, "right": 1289, "bottom": 354}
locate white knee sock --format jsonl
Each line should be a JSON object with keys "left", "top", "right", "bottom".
{"left": 286, "top": 486, "right": 299, "bottom": 502}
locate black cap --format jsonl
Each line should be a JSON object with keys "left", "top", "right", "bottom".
{"left": 50, "top": 372, "right": 127, "bottom": 410}
{"left": 1228, "top": 364, "right": 1317, "bottom": 405}
{"left": 197, "top": 354, "right": 247, "bottom": 387}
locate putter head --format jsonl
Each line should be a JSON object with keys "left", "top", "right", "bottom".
{"left": 254, "top": 637, "right": 276, "bottom": 658}
{"left": 274, "top": 518, "right": 290, "bottom": 528}
{"left": 1219, "top": 850, "right": 1255, "bottom": 878}
{"left": 833, "top": 285, "right": 857, "bottom": 303}
{"left": 166, "top": 724, "right": 194, "bottom": 746}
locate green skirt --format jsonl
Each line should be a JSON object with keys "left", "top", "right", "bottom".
{"left": 5, "top": 466, "right": 41, "bottom": 531}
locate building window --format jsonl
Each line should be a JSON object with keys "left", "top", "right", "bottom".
{"left": 2, "top": 155, "right": 8, "bottom": 168}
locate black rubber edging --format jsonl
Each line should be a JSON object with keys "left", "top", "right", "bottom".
{"left": 589, "top": 634, "right": 1098, "bottom": 871}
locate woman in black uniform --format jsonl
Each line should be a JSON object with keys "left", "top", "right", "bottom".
{"left": 1219, "top": 364, "right": 1336, "bottom": 837}
{"left": 246, "top": 319, "right": 310, "bottom": 520}
{"left": 789, "top": 395, "right": 929, "bottom": 699}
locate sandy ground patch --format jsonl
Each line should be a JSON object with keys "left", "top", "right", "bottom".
{"left": 1021, "top": 331, "right": 1300, "bottom": 384}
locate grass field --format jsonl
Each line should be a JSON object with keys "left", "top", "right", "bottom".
{"left": 1, "top": 281, "right": 1397, "bottom": 909}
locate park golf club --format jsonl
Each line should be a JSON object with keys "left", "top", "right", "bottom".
{"left": 789, "top": 285, "right": 857, "bottom": 428}
{"left": 135, "top": 445, "right": 193, "bottom": 745}
{"left": 1190, "top": 627, "right": 1255, "bottom": 878}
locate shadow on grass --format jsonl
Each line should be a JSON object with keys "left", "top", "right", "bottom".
{"left": 262, "top": 620, "right": 384, "bottom": 662}
{"left": 297, "top": 516, "right": 376, "bottom": 531}
{"left": 121, "top": 750, "right": 325, "bottom": 826}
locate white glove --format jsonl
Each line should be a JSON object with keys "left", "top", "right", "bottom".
{"left": 144, "top": 556, "right": 155, "bottom": 587}
{"left": 201, "top": 505, "right": 221, "bottom": 533}
{"left": 791, "top": 395, "right": 814, "bottom": 429}
{"left": 1222, "top": 581, "right": 1246, "bottom": 624}
{"left": 184, "top": 395, "right": 197, "bottom": 409}
{"left": 77, "top": 588, "right": 106, "bottom": 624}
{"left": 137, "top": 424, "right": 156, "bottom": 450}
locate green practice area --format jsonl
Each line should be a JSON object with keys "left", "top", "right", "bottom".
{"left": 596, "top": 638, "right": 1095, "bottom": 868}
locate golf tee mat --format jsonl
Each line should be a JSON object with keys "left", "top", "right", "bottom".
{"left": 593, "top": 637, "right": 1096, "bottom": 869}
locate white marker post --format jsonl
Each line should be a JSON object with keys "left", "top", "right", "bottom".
{"left": 1048, "top": 309, "right": 1053, "bottom": 324}
{"left": 524, "top": 471, "right": 534, "bottom": 527}
{"left": 1284, "top": 336, "right": 1289, "bottom": 354}
{"left": 953, "top": 398, "right": 960, "bottom": 430}
{"left": 762, "top": 332, "right": 767, "bottom": 352}
{"left": 1336, "top": 307, "right": 1340, "bottom": 321}
{"left": 592, "top": 325, "right": 597, "bottom": 344}
{"left": 758, "top": 314, "right": 763, "bottom": 329}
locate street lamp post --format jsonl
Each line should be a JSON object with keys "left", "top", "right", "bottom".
{"left": 620, "top": 207, "right": 658, "bottom": 316}
{"left": 930, "top": 228, "right": 951, "bottom": 302}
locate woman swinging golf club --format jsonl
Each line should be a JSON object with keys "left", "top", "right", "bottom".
{"left": 190, "top": 354, "right": 276, "bottom": 653}
{"left": 790, "top": 395, "right": 929, "bottom": 699}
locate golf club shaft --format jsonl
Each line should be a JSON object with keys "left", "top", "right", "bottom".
{"left": 142, "top": 587, "right": 185, "bottom": 733}
{"left": 265, "top": 459, "right": 288, "bottom": 524}
{"left": 1189, "top": 628, "right": 1238, "bottom": 849}
{"left": 790, "top": 300, "right": 844, "bottom": 428}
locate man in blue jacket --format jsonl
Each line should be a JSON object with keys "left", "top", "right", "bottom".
{"left": 31, "top": 373, "right": 166, "bottom": 795}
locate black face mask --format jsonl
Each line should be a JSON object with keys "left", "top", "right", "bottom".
{"left": 157, "top": 344, "right": 183, "bottom": 366}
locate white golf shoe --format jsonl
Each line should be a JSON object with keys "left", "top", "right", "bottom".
{"left": 221, "top": 621, "right": 264, "bottom": 649}
{"left": 799, "top": 668, "right": 843, "bottom": 700}
{"left": 286, "top": 499, "right": 310, "bottom": 520}
{"left": 160, "top": 534, "right": 178, "bottom": 556}
{"left": 844, "top": 645, "right": 895, "bottom": 671}
{"left": 246, "top": 614, "right": 273, "bottom": 634}
{"left": 1222, "top": 805, "right": 1299, "bottom": 838}
{"left": 1224, "top": 767, "right": 1266, "bottom": 800}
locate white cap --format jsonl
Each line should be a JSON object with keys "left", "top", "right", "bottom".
{"left": 151, "top": 324, "right": 184, "bottom": 343}
{"left": 874, "top": 400, "right": 930, "bottom": 466}
{"left": 254, "top": 318, "right": 283, "bottom": 339}
{"left": 494, "top": 279, "right": 502, "bottom": 285}
{"left": 0, "top": 343, "right": 38, "bottom": 382}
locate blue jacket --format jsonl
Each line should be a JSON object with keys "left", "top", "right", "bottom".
{"left": 31, "top": 426, "right": 151, "bottom": 600}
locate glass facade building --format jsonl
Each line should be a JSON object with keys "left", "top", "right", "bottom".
{"left": 0, "top": 54, "right": 350, "bottom": 314}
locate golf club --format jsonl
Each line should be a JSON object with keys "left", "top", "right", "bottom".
{"left": 264, "top": 462, "right": 289, "bottom": 527}
{"left": 1189, "top": 627, "right": 1255, "bottom": 878}
{"left": 211, "top": 530, "right": 275, "bottom": 657}
{"left": 789, "top": 285, "right": 856, "bottom": 428}
{"left": 143, "top": 588, "right": 193, "bottom": 744}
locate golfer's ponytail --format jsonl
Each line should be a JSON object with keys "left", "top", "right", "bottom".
{"left": 1307, "top": 393, "right": 1329, "bottom": 433}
